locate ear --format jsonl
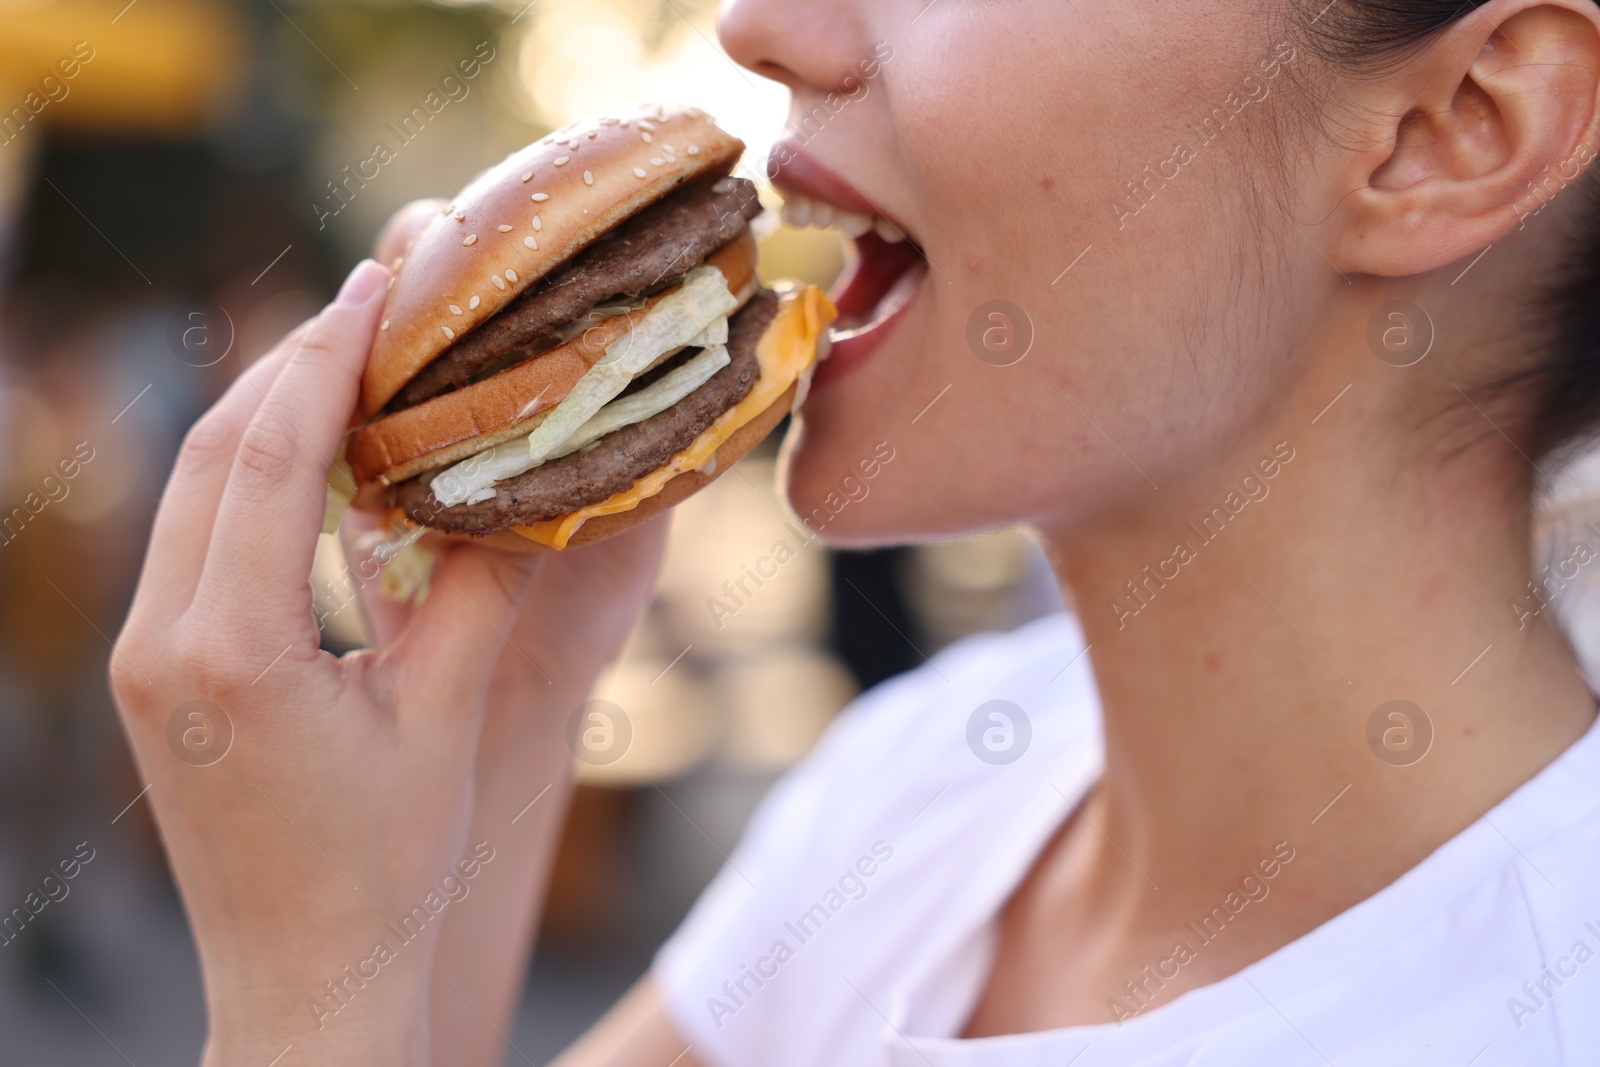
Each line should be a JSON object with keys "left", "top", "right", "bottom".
{"left": 1327, "top": 0, "right": 1600, "bottom": 276}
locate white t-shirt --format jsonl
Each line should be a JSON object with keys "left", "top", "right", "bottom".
{"left": 653, "top": 613, "right": 1600, "bottom": 1066}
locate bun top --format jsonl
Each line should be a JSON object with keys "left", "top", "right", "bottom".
{"left": 360, "top": 105, "right": 745, "bottom": 417}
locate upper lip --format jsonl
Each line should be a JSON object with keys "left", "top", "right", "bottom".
{"left": 767, "top": 142, "right": 916, "bottom": 241}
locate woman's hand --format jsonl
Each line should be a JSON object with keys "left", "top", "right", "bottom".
{"left": 110, "top": 260, "right": 549, "bottom": 1066}
{"left": 357, "top": 201, "right": 671, "bottom": 1066}
{"left": 343, "top": 506, "right": 668, "bottom": 1066}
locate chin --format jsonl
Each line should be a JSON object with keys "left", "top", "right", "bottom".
{"left": 776, "top": 412, "right": 991, "bottom": 550}
{"left": 774, "top": 411, "right": 898, "bottom": 549}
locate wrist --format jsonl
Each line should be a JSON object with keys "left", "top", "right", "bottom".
{"left": 205, "top": 1000, "right": 430, "bottom": 1067}
{"left": 204, "top": 960, "right": 434, "bottom": 1066}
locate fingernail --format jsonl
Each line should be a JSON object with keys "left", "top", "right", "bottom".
{"left": 336, "top": 259, "right": 389, "bottom": 307}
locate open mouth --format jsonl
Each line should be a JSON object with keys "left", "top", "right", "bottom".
{"left": 768, "top": 147, "right": 929, "bottom": 360}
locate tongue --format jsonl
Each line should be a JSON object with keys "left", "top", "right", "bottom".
{"left": 830, "top": 231, "right": 926, "bottom": 332}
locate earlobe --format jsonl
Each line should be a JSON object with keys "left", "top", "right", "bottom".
{"left": 1327, "top": 1, "right": 1600, "bottom": 277}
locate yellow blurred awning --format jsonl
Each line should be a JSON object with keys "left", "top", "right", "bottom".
{"left": 0, "top": 0, "right": 245, "bottom": 136}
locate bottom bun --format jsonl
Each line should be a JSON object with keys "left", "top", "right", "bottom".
{"left": 428, "top": 380, "right": 797, "bottom": 554}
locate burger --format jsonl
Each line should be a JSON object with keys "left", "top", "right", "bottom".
{"left": 342, "top": 105, "right": 835, "bottom": 553}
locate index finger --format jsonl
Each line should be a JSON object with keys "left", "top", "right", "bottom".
{"left": 191, "top": 260, "right": 389, "bottom": 645}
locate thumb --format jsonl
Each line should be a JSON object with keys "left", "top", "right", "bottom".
{"left": 386, "top": 544, "right": 546, "bottom": 711}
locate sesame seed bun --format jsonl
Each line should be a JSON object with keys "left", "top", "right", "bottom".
{"left": 360, "top": 104, "right": 744, "bottom": 418}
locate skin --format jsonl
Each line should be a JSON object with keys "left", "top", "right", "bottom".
{"left": 108, "top": 0, "right": 1600, "bottom": 1062}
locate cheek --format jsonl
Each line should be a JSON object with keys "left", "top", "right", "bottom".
{"left": 784, "top": 4, "right": 1301, "bottom": 540}
{"left": 784, "top": 291, "right": 1282, "bottom": 546}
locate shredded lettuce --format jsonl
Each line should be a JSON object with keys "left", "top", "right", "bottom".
{"left": 428, "top": 265, "right": 735, "bottom": 508}
{"left": 686, "top": 316, "right": 729, "bottom": 349}
{"left": 548, "top": 343, "right": 730, "bottom": 460}
{"left": 519, "top": 265, "right": 735, "bottom": 466}
{"left": 429, "top": 341, "right": 730, "bottom": 506}
{"left": 430, "top": 433, "right": 547, "bottom": 507}
{"left": 323, "top": 453, "right": 356, "bottom": 535}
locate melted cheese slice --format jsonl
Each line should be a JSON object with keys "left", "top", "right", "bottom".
{"left": 510, "top": 284, "right": 836, "bottom": 550}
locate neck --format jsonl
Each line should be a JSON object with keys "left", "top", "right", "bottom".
{"left": 1041, "top": 349, "right": 1596, "bottom": 905}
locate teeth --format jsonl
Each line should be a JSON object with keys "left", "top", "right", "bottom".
{"left": 780, "top": 191, "right": 905, "bottom": 243}
{"left": 836, "top": 211, "right": 874, "bottom": 238}
{"left": 781, "top": 197, "right": 812, "bottom": 228}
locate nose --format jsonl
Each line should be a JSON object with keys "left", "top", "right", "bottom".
{"left": 718, "top": 0, "right": 868, "bottom": 95}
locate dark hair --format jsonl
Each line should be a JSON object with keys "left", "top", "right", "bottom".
{"left": 1293, "top": 0, "right": 1600, "bottom": 465}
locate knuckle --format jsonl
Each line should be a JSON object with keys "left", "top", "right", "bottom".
{"left": 172, "top": 642, "right": 231, "bottom": 696}
{"left": 184, "top": 591, "right": 319, "bottom": 679}
{"left": 170, "top": 619, "right": 252, "bottom": 699}
{"left": 178, "top": 410, "right": 241, "bottom": 469}
{"left": 293, "top": 321, "right": 365, "bottom": 378}
{"left": 289, "top": 325, "right": 361, "bottom": 383}
{"left": 293, "top": 327, "right": 337, "bottom": 363}
{"left": 232, "top": 409, "right": 302, "bottom": 489}
{"left": 108, "top": 638, "right": 151, "bottom": 709}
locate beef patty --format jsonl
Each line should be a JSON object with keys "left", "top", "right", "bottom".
{"left": 389, "top": 176, "right": 764, "bottom": 411}
{"left": 389, "top": 289, "right": 778, "bottom": 533}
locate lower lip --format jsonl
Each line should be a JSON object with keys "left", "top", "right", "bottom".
{"left": 811, "top": 249, "right": 929, "bottom": 391}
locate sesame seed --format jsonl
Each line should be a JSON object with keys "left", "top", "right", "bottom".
{"left": 441, "top": 326, "right": 455, "bottom": 340}
{"left": 620, "top": 119, "right": 631, "bottom": 127}
{"left": 663, "top": 144, "right": 675, "bottom": 153}
{"left": 505, "top": 268, "right": 518, "bottom": 282}
{"left": 387, "top": 275, "right": 395, "bottom": 290}
{"left": 687, "top": 145, "right": 700, "bottom": 156}
{"left": 583, "top": 170, "right": 594, "bottom": 185}
{"left": 524, "top": 236, "right": 538, "bottom": 249}
{"left": 639, "top": 120, "right": 656, "bottom": 131}
{"left": 651, "top": 157, "right": 665, "bottom": 166}
{"left": 469, "top": 295, "right": 480, "bottom": 310}
{"left": 555, "top": 156, "right": 570, "bottom": 166}
{"left": 642, "top": 132, "right": 653, "bottom": 144}
{"left": 454, "top": 209, "right": 465, "bottom": 221}
{"left": 381, "top": 320, "right": 390, "bottom": 330}
{"left": 449, "top": 304, "right": 462, "bottom": 315}
{"left": 531, "top": 192, "right": 550, "bottom": 202}
{"left": 532, "top": 217, "right": 542, "bottom": 230}
{"left": 521, "top": 171, "right": 533, "bottom": 182}
{"left": 497, "top": 224, "right": 512, "bottom": 232}
{"left": 633, "top": 167, "right": 647, "bottom": 179}
{"left": 463, "top": 234, "right": 477, "bottom": 246}
{"left": 587, "top": 130, "right": 598, "bottom": 139}
{"left": 490, "top": 275, "right": 505, "bottom": 290}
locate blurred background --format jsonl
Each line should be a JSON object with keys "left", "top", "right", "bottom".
{"left": 0, "top": 0, "right": 1060, "bottom": 1060}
